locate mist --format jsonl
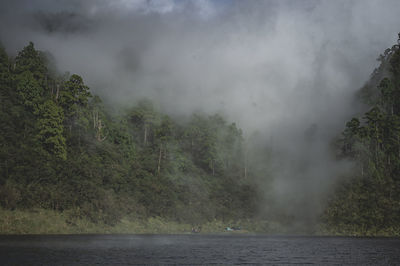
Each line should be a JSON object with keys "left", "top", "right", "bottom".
{"left": 2, "top": 0, "right": 400, "bottom": 226}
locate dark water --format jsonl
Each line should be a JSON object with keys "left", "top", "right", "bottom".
{"left": 0, "top": 234, "right": 399, "bottom": 265}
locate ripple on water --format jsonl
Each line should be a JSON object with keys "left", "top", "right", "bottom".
{"left": 0, "top": 235, "right": 399, "bottom": 265}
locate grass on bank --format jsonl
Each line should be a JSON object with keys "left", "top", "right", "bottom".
{"left": 0, "top": 208, "right": 284, "bottom": 234}
{"left": 0, "top": 208, "right": 190, "bottom": 234}
{"left": 1, "top": 208, "right": 399, "bottom": 236}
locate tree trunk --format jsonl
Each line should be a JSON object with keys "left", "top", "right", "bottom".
{"left": 5, "top": 160, "right": 8, "bottom": 178}
{"left": 55, "top": 84, "right": 59, "bottom": 100}
{"left": 93, "top": 110, "right": 97, "bottom": 129}
{"left": 376, "top": 142, "right": 378, "bottom": 163}
{"left": 244, "top": 148, "right": 248, "bottom": 179}
{"left": 157, "top": 144, "right": 162, "bottom": 175}
{"left": 93, "top": 110, "right": 106, "bottom": 142}
{"left": 144, "top": 124, "right": 147, "bottom": 145}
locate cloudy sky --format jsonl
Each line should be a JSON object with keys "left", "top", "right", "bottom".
{"left": 1, "top": 0, "right": 400, "bottom": 222}
{"left": 1, "top": 0, "right": 399, "bottom": 130}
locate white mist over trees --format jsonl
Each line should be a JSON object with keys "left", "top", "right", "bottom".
{"left": 1, "top": 0, "right": 400, "bottom": 230}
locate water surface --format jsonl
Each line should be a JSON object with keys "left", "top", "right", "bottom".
{"left": 0, "top": 234, "right": 399, "bottom": 265}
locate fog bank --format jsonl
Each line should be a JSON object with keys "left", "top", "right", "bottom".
{"left": 2, "top": 0, "right": 400, "bottom": 224}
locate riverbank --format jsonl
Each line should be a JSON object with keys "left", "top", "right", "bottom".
{"left": 0, "top": 208, "right": 189, "bottom": 234}
{"left": 317, "top": 223, "right": 400, "bottom": 237}
{"left": 0, "top": 208, "right": 301, "bottom": 235}
{"left": 1, "top": 208, "right": 399, "bottom": 236}
{"left": 0, "top": 208, "right": 264, "bottom": 234}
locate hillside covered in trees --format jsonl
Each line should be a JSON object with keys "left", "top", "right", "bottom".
{"left": 0, "top": 42, "right": 260, "bottom": 228}
{"left": 1, "top": 34, "right": 400, "bottom": 235}
{"left": 323, "top": 34, "right": 400, "bottom": 235}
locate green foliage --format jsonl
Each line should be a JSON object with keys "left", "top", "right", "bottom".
{"left": 14, "top": 71, "right": 43, "bottom": 110}
{"left": 14, "top": 42, "right": 47, "bottom": 88}
{"left": 36, "top": 100, "right": 66, "bottom": 160}
{"left": 0, "top": 41, "right": 261, "bottom": 229}
{"left": 324, "top": 33, "right": 400, "bottom": 234}
{"left": 59, "top": 74, "right": 91, "bottom": 114}
{"left": 0, "top": 44, "right": 10, "bottom": 88}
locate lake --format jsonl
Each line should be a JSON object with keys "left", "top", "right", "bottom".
{"left": 0, "top": 234, "right": 399, "bottom": 265}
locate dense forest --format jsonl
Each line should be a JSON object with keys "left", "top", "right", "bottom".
{"left": 323, "top": 34, "right": 400, "bottom": 235}
{"left": 1, "top": 33, "right": 400, "bottom": 235}
{"left": 0, "top": 41, "right": 260, "bottom": 227}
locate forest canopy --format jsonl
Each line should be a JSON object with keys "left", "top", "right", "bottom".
{"left": 1, "top": 33, "right": 400, "bottom": 235}
{"left": 0, "top": 42, "right": 259, "bottom": 226}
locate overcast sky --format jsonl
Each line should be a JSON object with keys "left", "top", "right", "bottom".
{"left": 1, "top": 0, "right": 400, "bottom": 223}
{"left": 1, "top": 0, "right": 399, "bottom": 131}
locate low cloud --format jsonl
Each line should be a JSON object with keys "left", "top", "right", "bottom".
{"left": 1, "top": 0, "right": 400, "bottom": 224}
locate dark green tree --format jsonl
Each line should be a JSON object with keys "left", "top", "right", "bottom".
{"left": 14, "top": 42, "right": 47, "bottom": 88}
{"left": 36, "top": 99, "right": 67, "bottom": 160}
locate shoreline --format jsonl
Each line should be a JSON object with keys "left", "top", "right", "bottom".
{"left": 1, "top": 208, "right": 399, "bottom": 237}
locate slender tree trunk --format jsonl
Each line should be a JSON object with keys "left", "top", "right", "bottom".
{"left": 93, "top": 110, "right": 97, "bottom": 129}
{"left": 55, "top": 85, "right": 59, "bottom": 100}
{"left": 157, "top": 144, "right": 162, "bottom": 175}
{"left": 93, "top": 110, "right": 106, "bottom": 142}
{"left": 144, "top": 124, "right": 147, "bottom": 145}
{"left": 244, "top": 148, "right": 248, "bottom": 179}
{"left": 361, "top": 163, "right": 364, "bottom": 177}
{"left": 5, "top": 160, "right": 8, "bottom": 178}
{"left": 398, "top": 135, "right": 400, "bottom": 159}
{"left": 376, "top": 142, "right": 378, "bottom": 163}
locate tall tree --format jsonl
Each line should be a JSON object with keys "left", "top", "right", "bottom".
{"left": 36, "top": 99, "right": 67, "bottom": 160}
{"left": 14, "top": 42, "right": 47, "bottom": 88}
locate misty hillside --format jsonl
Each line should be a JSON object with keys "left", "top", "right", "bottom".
{"left": 0, "top": 42, "right": 262, "bottom": 227}
{"left": 322, "top": 34, "right": 400, "bottom": 235}
{"left": 1, "top": 1, "right": 400, "bottom": 235}
{"left": 0, "top": 34, "right": 400, "bottom": 235}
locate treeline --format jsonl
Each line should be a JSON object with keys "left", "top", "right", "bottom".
{"left": 324, "top": 34, "right": 400, "bottom": 234}
{"left": 0, "top": 42, "right": 260, "bottom": 225}
{"left": 3, "top": 36, "right": 400, "bottom": 235}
